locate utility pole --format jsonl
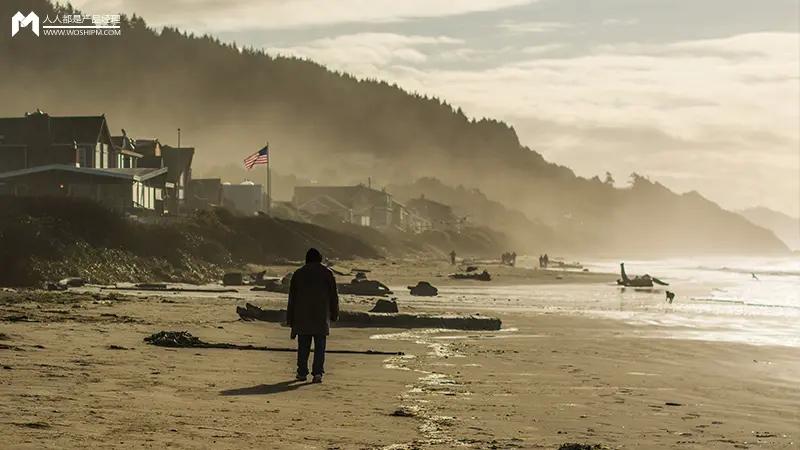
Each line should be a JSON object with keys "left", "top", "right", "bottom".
{"left": 177, "top": 128, "right": 181, "bottom": 147}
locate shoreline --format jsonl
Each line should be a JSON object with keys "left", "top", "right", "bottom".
{"left": 1, "top": 269, "right": 798, "bottom": 449}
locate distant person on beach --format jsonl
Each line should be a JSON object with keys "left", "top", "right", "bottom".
{"left": 286, "top": 248, "right": 339, "bottom": 383}
{"left": 449, "top": 250, "right": 457, "bottom": 265}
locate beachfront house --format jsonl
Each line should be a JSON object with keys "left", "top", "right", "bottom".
{"left": 188, "top": 178, "right": 223, "bottom": 210}
{"left": 407, "top": 194, "right": 458, "bottom": 230}
{"left": 392, "top": 200, "right": 432, "bottom": 233}
{"left": 293, "top": 184, "right": 397, "bottom": 228}
{"left": 109, "top": 133, "right": 195, "bottom": 215}
{"left": 222, "top": 181, "right": 264, "bottom": 215}
{"left": 0, "top": 110, "right": 168, "bottom": 214}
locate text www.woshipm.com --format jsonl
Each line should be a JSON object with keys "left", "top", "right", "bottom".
{"left": 42, "top": 29, "right": 122, "bottom": 37}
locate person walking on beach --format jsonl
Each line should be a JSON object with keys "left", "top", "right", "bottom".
{"left": 286, "top": 248, "right": 339, "bottom": 383}
{"left": 449, "top": 250, "right": 457, "bottom": 265}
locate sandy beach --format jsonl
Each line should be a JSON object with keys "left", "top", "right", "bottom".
{"left": 1, "top": 260, "right": 798, "bottom": 449}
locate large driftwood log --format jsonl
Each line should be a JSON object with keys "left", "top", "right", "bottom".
{"left": 236, "top": 303, "right": 502, "bottom": 331}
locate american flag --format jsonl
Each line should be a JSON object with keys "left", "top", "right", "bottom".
{"left": 244, "top": 145, "right": 269, "bottom": 169}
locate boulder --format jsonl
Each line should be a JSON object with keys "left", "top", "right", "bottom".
{"left": 408, "top": 281, "right": 438, "bottom": 296}
{"left": 222, "top": 273, "right": 244, "bottom": 286}
{"left": 369, "top": 298, "right": 399, "bottom": 313}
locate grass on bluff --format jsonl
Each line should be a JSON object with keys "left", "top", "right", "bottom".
{"left": 0, "top": 196, "right": 379, "bottom": 286}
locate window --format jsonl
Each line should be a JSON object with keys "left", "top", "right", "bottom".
{"left": 101, "top": 144, "right": 108, "bottom": 168}
{"left": 78, "top": 147, "right": 89, "bottom": 167}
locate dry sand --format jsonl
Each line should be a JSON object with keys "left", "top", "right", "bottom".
{"left": 1, "top": 261, "right": 798, "bottom": 449}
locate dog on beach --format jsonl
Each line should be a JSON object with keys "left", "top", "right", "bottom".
{"left": 665, "top": 291, "right": 675, "bottom": 304}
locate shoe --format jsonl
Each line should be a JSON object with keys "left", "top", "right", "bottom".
{"left": 311, "top": 374, "right": 323, "bottom": 384}
{"left": 295, "top": 374, "right": 307, "bottom": 382}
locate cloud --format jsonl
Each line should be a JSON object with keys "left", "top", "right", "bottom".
{"left": 267, "top": 33, "right": 463, "bottom": 72}
{"left": 497, "top": 20, "right": 570, "bottom": 34}
{"left": 268, "top": 31, "right": 800, "bottom": 214}
{"left": 602, "top": 18, "right": 639, "bottom": 26}
{"left": 69, "top": 0, "right": 536, "bottom": 31}
{"left": 521, "top": 44, "right": 565, "bottom": 55}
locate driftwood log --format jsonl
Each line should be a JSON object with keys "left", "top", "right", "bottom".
{"left": 236, "top": 303, "right": 502, "bottom": 331}
{"left": 144, "top": 331, "right": 403, "bottom": 355}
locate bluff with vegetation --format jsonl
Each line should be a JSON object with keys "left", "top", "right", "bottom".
{"left": 0, "top": 0, "right": 788, "bottom": 256}
{"left": 0, "top": 197, "right": 379, "bottom": 286}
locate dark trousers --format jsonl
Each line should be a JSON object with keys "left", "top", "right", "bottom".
{"left": 297, "top": 334, "right": 327, "bottom": 376}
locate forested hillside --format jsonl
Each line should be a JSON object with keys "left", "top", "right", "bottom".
{"left": 0, "top": 0, "right": 788, "bottom": 256}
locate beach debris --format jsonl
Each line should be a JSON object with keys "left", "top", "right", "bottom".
{"left": 369, "top": 298, "right": 399, "bottom": 313}
{"left": 145, "top": 331, "right": 204, "bottom": 347}
{"left": 43, "top": 281, "right": 67, "bottom": 291}
{"left": 338, "top": 274, "right": 393, "bottom": 296}
{"left": 105, "top": 284, "right": 237, "bottom": 293}
{"left": 551, "top": 259, "right": 583, "bottom": 270}
{"left": 616, "top": 263, "right": 669, "bottom": 287}
{"left": 143, "top": 330, "right": 404, "bottom": 355}
{"left": 107, "top": 344, "right": 129, "bottom": 350}
{"left": 222, "top": 272, "right": 244, "bottom": 286}
{"left": 328, "top": 265, "right": 352, "bottom": 276}
{"left": 137, "top": 282, "right": 168, "bottom": 289}
{"left": 665, "top": 402, "right": 683, "bottom": 406}
{"left": 390, "top": 407, "right": 416, "bottom": 417}
{"left": 408, "top": 281, "right": 438, "bottom": 296}
{"left": 251, "top": 273, "right": 291, "bottom": 293}
{"left": 752, "top": 431, "right": 777, "bottom": 438}
{"left": 248, "top": 270, "right": 268, "bottom": 286}
{"left": 236, "top": 303, "right": 501, "bottom": 330}
{"left": 14, "top": 422, "right": 51, "bottom": 430}
{"left": 59, "top": 277, "right": 86, "bottom": 288}
{"left": 5, "top": 314, "right": 32, "bottom": 322}
{"left": 558, "top": 444, "right": 607, "bottom": 450}
{"left": 449, "top": 270, "right": 491, "bottom": 281}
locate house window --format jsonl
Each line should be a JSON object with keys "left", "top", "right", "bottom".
{"left": 101, "top": 144, "right": 108, "bottom": 168}
{"left": 78, "top": 147, "right": 89, "bottom": 167}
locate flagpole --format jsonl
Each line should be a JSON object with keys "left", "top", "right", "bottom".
{"left": 266, "top": 141, "right": 271, "bottom": 215}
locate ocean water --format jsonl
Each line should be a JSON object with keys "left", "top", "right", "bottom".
{"left": 393, "top": 256, "right": 800, "bottom": 348}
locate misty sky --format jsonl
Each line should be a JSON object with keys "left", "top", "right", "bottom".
{"left": 73, "top": 0, "right": 800, "bottom": 216}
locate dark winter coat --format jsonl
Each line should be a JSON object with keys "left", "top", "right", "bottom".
{"left": 286, "top": 262, "right": 339, "bottom": 336}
